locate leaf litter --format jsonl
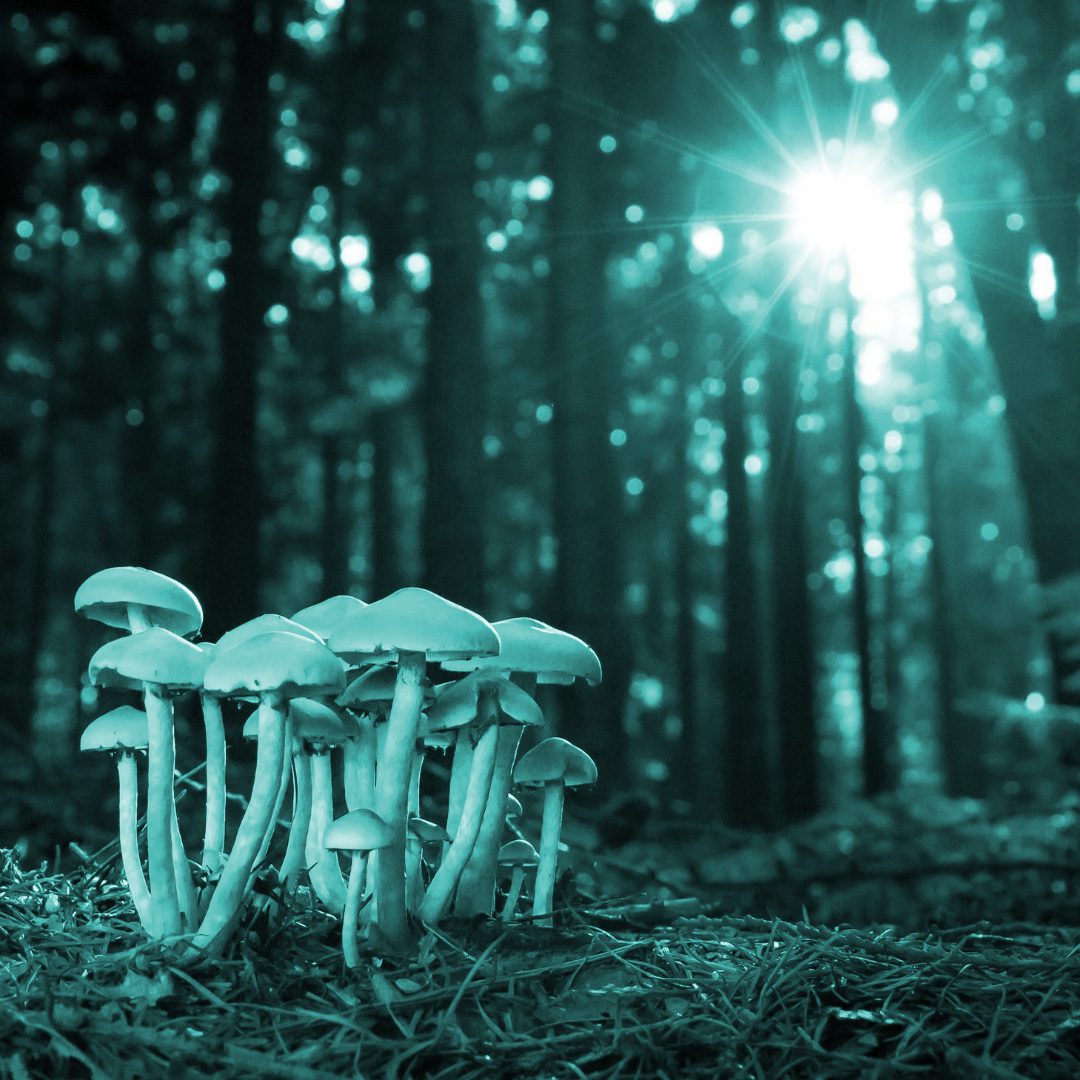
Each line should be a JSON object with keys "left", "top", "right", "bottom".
{"left": 2, "top": 829, "right": 1079, "bottom": 1079}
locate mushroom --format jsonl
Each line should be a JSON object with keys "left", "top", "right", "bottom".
{"left": 216, "top": 613, "right": 325, "bottom": 653}
{"left": 327, "top": 587, "right": 499, "bottom": 950}
{"left": 193, "top": 631, "right": 344, "bottom": 954}
{"left": 323, "top": 809, "right": 394, "bottom": 969}
{"left": 445, "top": 618, "right": 601, "bottom": 917}
{"left": 291, "top": 595, "right": 368, "bottom": 641}
{"left": 513, "top": 737, "right": 597, "bottom": 927}
{"left": 337, "top": 665, "right": 431, "bottom": 813}
{"left": 75, "top": 566, "right": 203, "bottom": 638}
{"left": 292, "top": 698, "right": 351, "bottom": 911}
{"left": 405, "top": 815, "right": 450, "bottom": 911}
{"left": 80, "top": 706, "right": 153, "bottom": 930}
{"left": 497, "top": 839, "right": 538, "bottom": 923}
{"left": 88, "top": 628, "right": 210, "bottom": 936}
{"left": 418, "top": 672, "right": 542, "bottom": 926}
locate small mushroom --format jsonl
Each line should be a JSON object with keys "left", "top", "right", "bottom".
{"left": 323, "top": 809, "right": 394, "bottom": 969}
{"left": 497, "top": 839, "right": 538, "bottom": 923}
{"left": 405, "top": 815, "right": 450, "bottom": 911}
{"left": 196, "top": 642, "right": 227, "bottom": 878}
{"left": 513, "top": 737, "right": 597, "bottom": 927}
{"left": 80, "top": 706, "right": 153, "bottom": 930}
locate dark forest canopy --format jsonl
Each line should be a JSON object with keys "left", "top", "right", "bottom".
{"left": 2, "top": 0, "right": 1078, "bottom": 829}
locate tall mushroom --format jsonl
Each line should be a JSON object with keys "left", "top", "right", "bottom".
{"left": 193, "top": 631, "right": 345, "bottom": 954}
{"left": 513, "top": 737, "right": 597, "bottom": 927}
{"left": 418, "top": 671, "right": 542, "bottom": 926}
{"left": 328, "top": 587, "right": 499, "bottom": 951}
{"left": 80, "top": 706, "right": 153, "bottom": 930}
{"left": 88, "top": 628, "right": 210, "bottom": 936}
{"left": 444, "top": 618, "right": 601, "bottom": 916}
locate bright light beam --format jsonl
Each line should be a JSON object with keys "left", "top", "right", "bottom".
{"left": 786, "top": 165, "right": 887, "bottom": 258}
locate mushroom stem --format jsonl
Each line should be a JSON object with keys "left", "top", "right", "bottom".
{"left": 305, "top": 750, "right": 347, "bottom": 912}
{"left": 200, "top": 693, "right": 227, "bottom": 875}
{"left": 408, "top": 744, "right": 427, "bottom": 818}
{"left": 191, "top": 694, "right": 286, "bottom": 954}
{"left": 454, "top": 725, "right": 523, "bottom": 916}
{"left": 532, "top": 780, "right": 565, "bottom": 927}
{"left": 253, "top": 713, "right": 294, "bottom": 881}
{"left": 343, "top": 717, "right": 376, "bottom": 811}
{"left": 116, "top": 751, "right": 153, "bottom": 930}
{"left": 171, "top": 799, "right": 198, "bottom": 931}
{"left": 418, "top": 718, "right": 498, "bottom": 926}
{"left": 500, "top": 865, "right": 525, "bottom": 923}
{"left": 372, "top": 651, "right": 426, "bottom": 951}
{"left": 341, "top": 850, "right": 368, "bottom": 969}
{"left": 142, "top": 686, "right": 182, "bottom": 937}
{"left": 445, "top": 734, "right": 474, "bottom": 836}
{"left": 280, "top": 749, "right": 313, "bottom": 892}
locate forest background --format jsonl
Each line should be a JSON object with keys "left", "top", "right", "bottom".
{"left": 2, "top": 0, "right": 1079, "bottom": 850}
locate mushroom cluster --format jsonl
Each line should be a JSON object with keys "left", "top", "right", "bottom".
{"left": 75, "top": 568, "right": 601, "bottom": 965}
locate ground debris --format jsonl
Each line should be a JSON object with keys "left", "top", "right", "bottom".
{"left": 2, "top": 849, "right": 1079, "bottom": 1077}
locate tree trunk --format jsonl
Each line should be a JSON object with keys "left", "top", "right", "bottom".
{"left": 547, "top": 0, "right": 630, "bottom": 786}
{"left": 841, "top": 288, "right": 895, "bottom": 797}
{"left": 764, "top": 332, "right": 819, "bottom": 821}
{"left": 418, "top": 0, "right": 486, "bottom": 611}
{"left": 201, "top": 0, "right": 275, "bottom": 634}
{"left": 719, "top": 317, "right": 770, "bottom": 826}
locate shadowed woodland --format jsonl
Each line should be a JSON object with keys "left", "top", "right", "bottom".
{"left": 2, "top": 1, "right": 1080, "bottom": 1076}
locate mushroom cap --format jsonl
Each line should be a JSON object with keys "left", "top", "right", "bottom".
{"left": 427, "top": 671, "right": 543, "bottom": 732}
{"left": 89, "top": 627, "right": 212, "bottom": 690}
{"left": 291, "top": 697, "right": 351, "bottom": 743}
{"left": 408, "top": 816, "right": 450, "bottom": 844}
{"left": 217, "top": 614, "right": 324, "bottom": 653}
{"left": 80, "top": 706, "right": 149, "bottom": 752}
{"left": 323, "top": 809, "right": 394, "bottom": 852}
{"left": 291, "top": 595, "right": 368, "bottom": 643}
{"left": 505, "top": 793, "right": 523, "bottom": 819}
{"left": 338, "top": 664, "right": 424, "bottom": 713}
{"left": 498, "top": 838, "right": 539, "bottom": 866}
{"left": 75, "top": 566, "right": 203, "bottom": 637}
{"left": 327, "top": 587, "right": 500, "bottom": 664}
{"left": 442, "top": 617, "right": 602, "bottom": 686}
{"left": 513, "top": 737, "right": 597, "bottom": 788}
{"left": 204, "top": 631, "right": 346, "bottom": 700}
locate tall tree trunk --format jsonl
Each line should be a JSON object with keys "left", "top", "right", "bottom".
{"left": 719, "top": 319, "right": 769, "bottom": 826}
{"left": 841, "top": 289, "right": 895, "bottom": 796}
{"left": 547, "top": 0, "right": 630, "bottom": 786}
{"left": 202, "top": 0, "right": 275, "bottom": 634}
{"left": 419, "top": 0, "right": 486, "bottom": 611}
{"left": 764, "top": 331, "right": 819, "bottom": 821}
{"left": 318, "top": 0, "right": 358, "bottom": 599}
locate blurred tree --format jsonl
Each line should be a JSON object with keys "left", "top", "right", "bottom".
{"left": 201, "top": 0, "right": 277, "bottom": 635}
{"left": 419, "top": 0, "right": 488, "bottom": 612}
{"left": 546, "top": 0, "right": 631, "bottom": 786}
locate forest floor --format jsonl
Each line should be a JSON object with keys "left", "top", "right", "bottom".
{"left": 1, "top": 788, "right": 1079, "bottom": 1078}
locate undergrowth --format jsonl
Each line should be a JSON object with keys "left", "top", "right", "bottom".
{"left": 2, "top": 847, "right": 1079, "bottom": 1078}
